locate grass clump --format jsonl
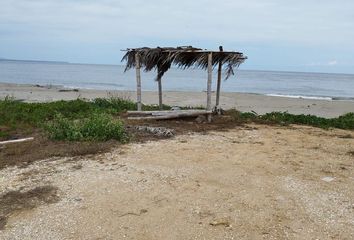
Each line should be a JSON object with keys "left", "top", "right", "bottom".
{"left": 228, "top": 110, "right": 354, "bottom": 130}
{"left": 0, "top": 96, "right": 140, "bottom": 142}
{"left": 93, "top": 97, "right": 136, "bottom": 113}
{"left": 0, "top": 97, "right": 139, "bottom": 127}
{"left": 45, "top": 113, "right": 128, "bottom": 142}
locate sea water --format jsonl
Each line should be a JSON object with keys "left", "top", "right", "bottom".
{"left": 1, "top": 60, "right": 354, "bottom": 100}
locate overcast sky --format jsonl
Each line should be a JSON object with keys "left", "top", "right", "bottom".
{"left": 1, "top": 0, "right": 354, "bottom": 73}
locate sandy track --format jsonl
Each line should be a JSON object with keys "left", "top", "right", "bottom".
{"left": 1, "top": 125, "right": 354, "bottom": 239}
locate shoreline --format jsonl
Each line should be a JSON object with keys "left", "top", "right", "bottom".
{"left": 1, "top": 82, "right": 354, "bottom": 118}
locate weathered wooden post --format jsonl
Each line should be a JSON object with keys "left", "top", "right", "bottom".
{"left": 157, "top": 68, "right": 163, "bottom": 110}
{"left": 135, "top": 52, "right": 142, "bottom": 111}
{"left": 215, "top": 46, "right": 223, "bottom": 113}
{"left": 207, "top": 52, "right": 213, "bottom": 122}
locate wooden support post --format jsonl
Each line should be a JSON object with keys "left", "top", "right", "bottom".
{"left": 207, "top": 52, "right": 213, "bottom": 122}
{"left": 216, "top": 46, "right": 223, "bottom": 113}
{"left": 135, "top": 52, "right": 142, "bottom": 111}
{"left": 157, "top": 76, "right": 163, "bottom": 110}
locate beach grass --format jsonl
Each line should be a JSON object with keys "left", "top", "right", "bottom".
{"left": 0, "top": 96, "right": 183, "bottom": 141}
{"left": 0, "top": 96, "right": 164, "bottom": 125}
{"left": 229, "top": 110, "right": 354, "bottom": 130}
{"left": 45, "top": 113, "right": 128, "bottom": 141}
{"left": 1, "top": 98, "right": 353, "bottom": 142}
{"left": 0, "top": 97, "right": 135, "bottom": 142}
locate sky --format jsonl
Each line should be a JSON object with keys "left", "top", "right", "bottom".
{"left": 1, "top": 0, "right": 354, "bottom": 73}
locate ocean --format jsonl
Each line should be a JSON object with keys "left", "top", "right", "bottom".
{"left": 1, "top": 60, "right": 354, "bottom": 100}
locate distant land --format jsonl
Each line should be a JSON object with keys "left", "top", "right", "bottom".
{"left": 0, "top": 58, "right": 69, "bottom": 64}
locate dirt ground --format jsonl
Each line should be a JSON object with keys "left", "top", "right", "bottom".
{"left": 0, "top": 114, "right": 242, "bottom": 169}
{"left": 0, "top": 124, "right": 354, "bottom": 239}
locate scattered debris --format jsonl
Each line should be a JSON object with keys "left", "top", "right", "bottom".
{"left": 171, "top": 106, "right": 181, "bottom": 111}
{"left": 134, "top": 126, "right": 175, "bottom": 137}
{"left": 213, "top": 107, "right": 225, "bottom": 115}
{"left": 195, "top": 115, "right": 207, "bottom": 123}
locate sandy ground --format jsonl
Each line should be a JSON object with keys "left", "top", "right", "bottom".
{"left": 1, "top": 124, "right": 353, "bottom": 240}
{"left": 1, "top": 82, "right": 354, "bottom": 118}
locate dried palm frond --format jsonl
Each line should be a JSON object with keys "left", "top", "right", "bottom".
{"left": 121, "top": 46, "right": 247, "bottom": 80}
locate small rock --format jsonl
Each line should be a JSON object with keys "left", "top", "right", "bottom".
{"left": 171, "top": 106, "right": 181, "bottom": 111}
{"left": 195, "top": 115, "right": 206, "bottom": 123}
{"left": 209, "top": 217, "right": 231, "bottom": 227}
{"left": 140, "top": 209, "right": 148, "bottom": 214}
{"left": 321, "top": 176, "right": 335, "bottom": 182}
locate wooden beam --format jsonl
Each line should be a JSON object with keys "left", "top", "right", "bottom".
{"left": 216, "top": 46, "right": 223, "bottom": 112}
{"left": 135, "top": 52, "right": 142, "bottom": 111}
{"left": 207, "top": 52, "right": 213, "bottom": 122}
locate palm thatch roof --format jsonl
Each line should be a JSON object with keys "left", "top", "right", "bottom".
{"left": 121, "top": 46, "right": 247, "bottom": 80}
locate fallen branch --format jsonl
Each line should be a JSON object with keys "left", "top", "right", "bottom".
{"left": 0, "top": 137, "right": 34, "bottom": 145}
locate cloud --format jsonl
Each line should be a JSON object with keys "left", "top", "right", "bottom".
{"left": 1, "top": 0, "right": 354, "bottom": 46}
{"left": 327, "top": 60, "right": 338, "bottom": 66}
{"left": 1, "top": 0, "right": 354, "bottom": 72}
{"left": 308, "top": 60, "right": 339, "bottom": 67}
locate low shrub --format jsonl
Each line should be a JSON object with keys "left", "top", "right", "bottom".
{"left": 45, "top": 113, "right": 128, "bottom": 142}
{"left": 93, "top": 97, "right": 136, "bottom": 113}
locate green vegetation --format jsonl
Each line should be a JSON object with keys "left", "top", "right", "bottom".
{"left": 45, "top": 113, "right": 128, "bottom": 141}
{"left": 229, "top": 110, "right": 354, "bottom": 130}
{"left": 0, "top": 97, "right": 353, "bottom": 143}
{"left": 0, "top": 96, "right": 140, "bottom": 142}
{"left": 0, "top": 96, "right": 159, "bottom": 126}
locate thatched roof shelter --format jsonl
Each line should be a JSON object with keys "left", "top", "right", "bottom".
{"left": 122, "top": 46, "right": 246, "bottom": 80}
{"left": 122, "top": 46, "right": 247, "bottom": 120}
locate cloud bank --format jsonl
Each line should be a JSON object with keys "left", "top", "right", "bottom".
{"left": 1, "top": 0, "right": 354, "bottom": 72}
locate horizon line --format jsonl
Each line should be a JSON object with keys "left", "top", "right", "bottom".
{"left": 1, "top": 57, "right": 354, "bottom": 76}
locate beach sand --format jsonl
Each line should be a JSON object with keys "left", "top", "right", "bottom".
{"left": 1, "top": 82, "right": 354, "bottom": 118}
{"left": 1, "top": 82, "right": 354, "bottom": 239}
{"left": 1, "top": 125, "right": 353, "bottom": 239}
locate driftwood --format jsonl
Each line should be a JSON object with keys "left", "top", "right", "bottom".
{"left": 0, "top": 137, "right": 34, "bottom": 145}
{"left": 127, "top": 110, "right": 211, "bottom": 116}
{"left": 127, "top": 110, "right": 212, "bottom": 120}
{"left": 128, "top": 111, "right": 212, "bottom": 120}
